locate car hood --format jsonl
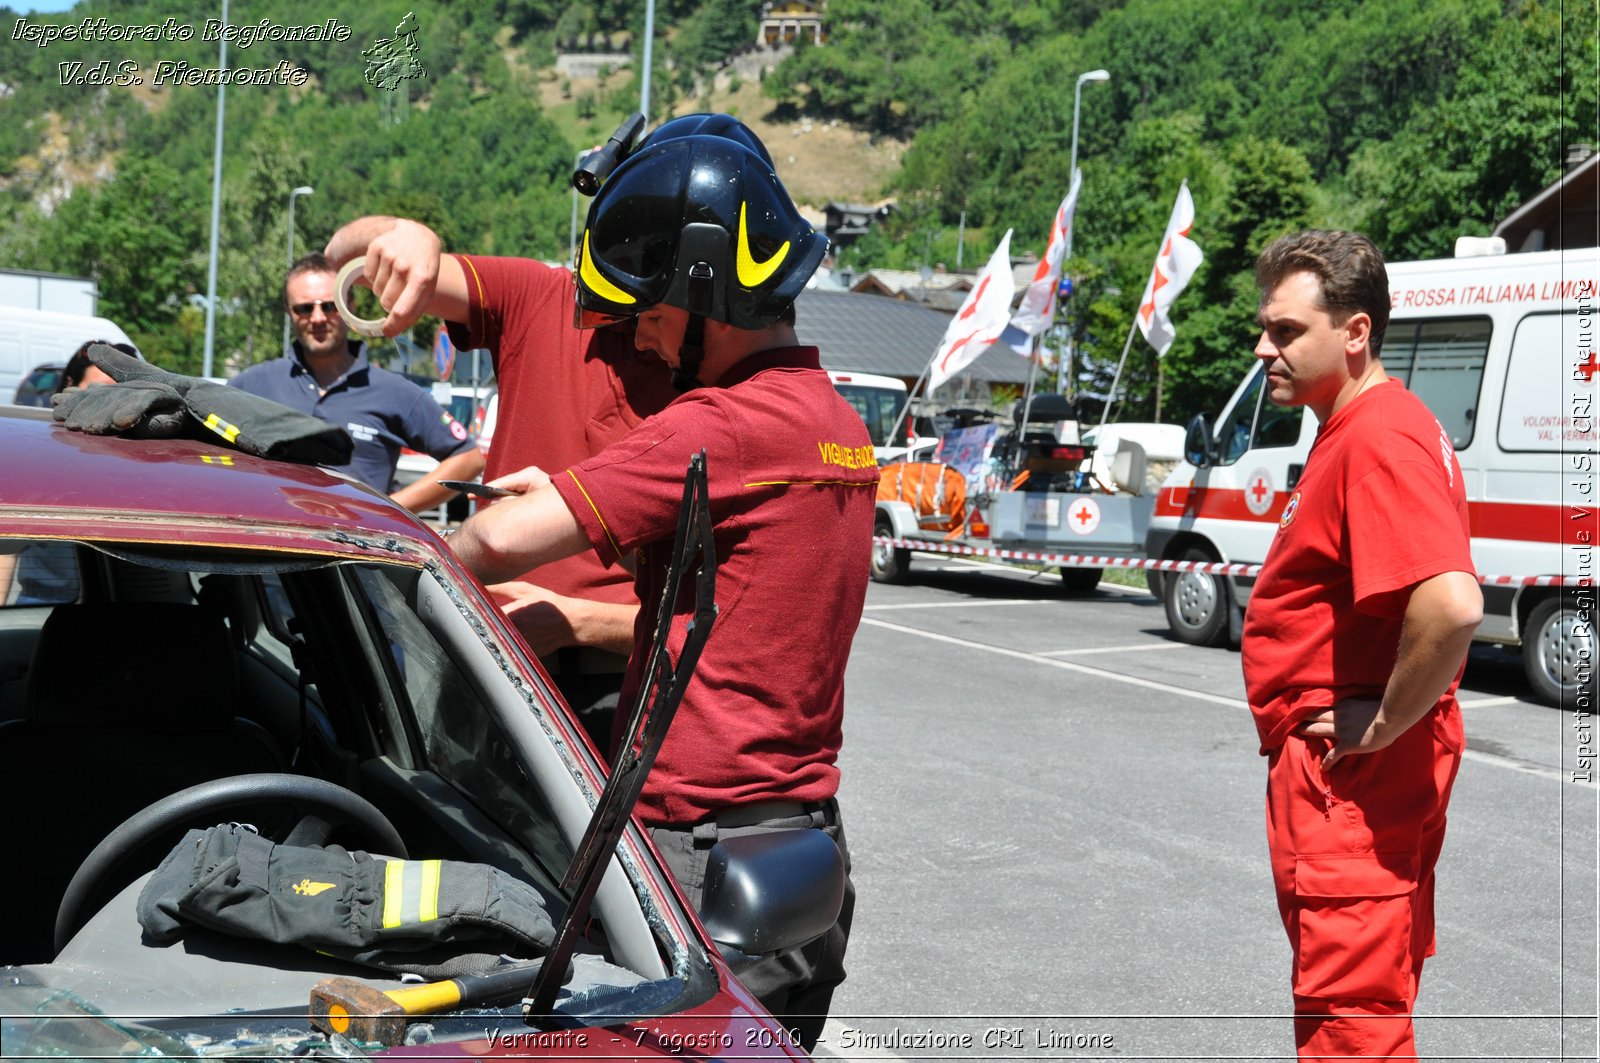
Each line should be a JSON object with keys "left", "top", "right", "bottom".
{"left": 0, "top": 411, "right": 425, "bottom": 560}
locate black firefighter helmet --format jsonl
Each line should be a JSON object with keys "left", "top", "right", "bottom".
{"left": 573, "top": 116, "right": 827, "bottom": 332}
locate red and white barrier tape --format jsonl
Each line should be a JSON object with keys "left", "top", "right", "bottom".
{"left": 873, "top": 537, "right": 1595, "bottom": 587}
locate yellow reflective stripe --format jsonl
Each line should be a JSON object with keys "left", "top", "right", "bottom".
{"left": 579, "top": 232, "right": 636, "bottom": 306}
{"left": 203, "top": 413, "right": 241, "bottom": 443}
{"left": 382, "top": 860, "right": 405, "bottom": 929}
{"left": 381, "top": 859, "right": 442, "bottom": 930}
{"left": 419, "top": 859, "right": 441, "bottom": 923}
{"left": 736, "top": 202, "right": 790, "bottom": 288}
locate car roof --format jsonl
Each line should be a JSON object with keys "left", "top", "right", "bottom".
{"left": 0, "top": 406, "right": 427, "bottom": 560}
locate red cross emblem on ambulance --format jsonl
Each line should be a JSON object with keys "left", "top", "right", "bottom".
{"left": 1068, "top": 497, "right": 1101, "bottom": 534}
{"left": 1244, "top": 468, "right": 1275, "bottom": 517}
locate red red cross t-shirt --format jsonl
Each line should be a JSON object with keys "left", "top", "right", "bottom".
{"left": 552, "top": 346, "right": 880, "bottom": 823}
{"left": 1241, "top": 381, "right": 1475, "bottom": 752}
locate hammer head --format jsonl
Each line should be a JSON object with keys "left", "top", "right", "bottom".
{"left": 309, "top": 977, "right": 406, "bottom": 1046}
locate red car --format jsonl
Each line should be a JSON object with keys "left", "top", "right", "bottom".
{"left": 0, "top": 405, "right": 838, "bottom": 1059}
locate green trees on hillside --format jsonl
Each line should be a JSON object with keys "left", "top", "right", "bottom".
{"left": 765, "top": 0, "right": 1595, "bottom": 421}
{"left": 0, "top": 0, "right": 1591, "bottom": 417}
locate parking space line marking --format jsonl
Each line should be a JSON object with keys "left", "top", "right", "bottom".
{"left": 1040, "top": 642, "right": 1189, "bottom": 657}
{"left": 863, "top": 600, "right": 1053, "bottom": 611}
{"left": 1457, "top": 695, "right": 1526, "bottom": 708}
{"left": 1462, "top": 748, "right": 1597, "bottom": 788}
{"left": 861, "top": 617, "right": 1595, "bottom": 787}
{"left": 860, "top": 616, "right": 1245, "bottom": 707}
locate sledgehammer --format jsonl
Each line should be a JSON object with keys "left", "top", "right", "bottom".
{"left": 309, "top": 963, "right": 546, "bottom": 1045}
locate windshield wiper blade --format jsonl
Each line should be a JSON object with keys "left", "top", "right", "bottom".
{"left": 524, "top": 451, "right": 718, "bottom": 1025}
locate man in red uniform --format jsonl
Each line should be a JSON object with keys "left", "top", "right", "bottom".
{"left": 324, "top": 116, "right": 795, "bottom": 754}
{"left": 447, "top": 120, "right": 873, "bottom": 1050}
{"left": 323, "top": 224, "right": 678, "bottom": 750}
{"left": 1241, "top": 230, "right": 1483, "bottom": 1061}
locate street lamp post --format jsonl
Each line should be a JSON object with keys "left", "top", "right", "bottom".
{"left": 570, "top": 151, "right": 589, "bottom": 265}
{"left": 282, "top": 185, "right": 314, "bottom": 355}
{"left": 1058, "top": 68, "right": 1110, "bottom": 394}
{"left": 201, "top": 0, "right": 229, "bottom": 380}
{"left": 640, "top": 0, "right": 655, "bottom": 122}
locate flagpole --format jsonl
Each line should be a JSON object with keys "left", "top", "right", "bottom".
{"left": 1096, "top": 318, "right": 1140, "bottom": 437}
{"left": 1019, "top": 332, "right": 1040, "bottom": 423}
{"left": 1008, "top": 334, "right": 1046, "bottom": 481}
{"left": 887, "top": 354, "right": 936, "bottom": 461}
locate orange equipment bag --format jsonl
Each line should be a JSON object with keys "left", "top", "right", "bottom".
{"left": 877, "top": 462, "right": 967, "bottom": 532}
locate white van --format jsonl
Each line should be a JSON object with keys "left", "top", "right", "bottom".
{"left": 0, "top": 307, "right": 136, "bottom": 401}
{"left": 828, "top": 370, "right": 935, "bottom": 463}
{"left": 1145, "top": 246, "right": 1598, "bottom": 705}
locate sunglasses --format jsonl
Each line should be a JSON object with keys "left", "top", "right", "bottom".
{"left": 290, "top": 300, "right": 339, "bottom": 317}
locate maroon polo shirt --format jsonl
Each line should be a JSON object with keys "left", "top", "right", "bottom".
{"left": 552, "top": 346, "right": 879, "bottom": 824}
{"left": 446, "top": 255, "right": 676, "bottom": 603}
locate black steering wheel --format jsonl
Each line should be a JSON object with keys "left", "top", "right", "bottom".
{"left": 55, "top": 773, "right": 407, "bottom": 954}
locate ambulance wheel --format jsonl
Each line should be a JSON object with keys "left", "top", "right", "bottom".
{"left": 1522, "top": 596, "right": 1597, "bottom": 707}
{"left": 1164, "top": 547, "right": 1231, "bottom": 647}
{"left": 870, "top": 518, "right": 911, "bottom": 584}
{"left": 55, "top": 774, "right": 407, "bottom": 954}
{"left": 1059, "top": 567, "right": 1103, "bottom": 594}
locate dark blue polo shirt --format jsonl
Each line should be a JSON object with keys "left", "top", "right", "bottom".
{"left": 230, "top": 345, "right": 476, "bottom": 492}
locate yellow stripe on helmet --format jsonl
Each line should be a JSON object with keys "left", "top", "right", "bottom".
{"left": 579, "top": 231, "right": 637, "bottom": 306}
{"left": 737, "top": 202, "right": 790, "bottom": 288}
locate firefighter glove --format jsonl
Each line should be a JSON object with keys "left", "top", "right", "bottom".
{"left": 139, "top": 825, "right": 555, "bottom": 967}
{"left": 51, "top": 379, "right": 190, "bottom": 437}
{"left": 85, "top": 343, "right": 195, "bottom": 394}
{"left": 182, "top": 382, "right": 353, "bottom": 465}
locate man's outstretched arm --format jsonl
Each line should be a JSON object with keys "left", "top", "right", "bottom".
{"left": 449, "top": 473, "right": 592, "bottom": 587}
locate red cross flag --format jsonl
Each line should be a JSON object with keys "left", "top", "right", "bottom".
{"left": 929, "top": 229, "right": 1016, "bottom": 392}
{"left": 1005, "top": 171, "right": 1082, "bottom": 354}
{"left": 1136, "top": 181, "right": 1203, "bottom": 357}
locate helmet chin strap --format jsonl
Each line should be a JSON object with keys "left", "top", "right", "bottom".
{"left": 672, "top": 313, "right": 707, "bottom": 392}
{"left": 673, "top": 260, "right": 716, "bottom": 391}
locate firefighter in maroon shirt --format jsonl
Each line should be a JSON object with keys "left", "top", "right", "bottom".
{"left": 1242, "top": 230, "right": 1482, "bottom": 1062}
{"left": 446, "top": 119, "right": 874, "bottom": 1051}
{"left": 324, "top": 216, "right": 676, "bottom": 751}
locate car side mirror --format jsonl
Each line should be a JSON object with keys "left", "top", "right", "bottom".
{"left": 699, "top": 829, "right": 844, "bottom": 969}
{"left": 1184, "top": 413, "right": 1216, "bottom": 469}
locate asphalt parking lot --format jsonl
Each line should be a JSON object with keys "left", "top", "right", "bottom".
{"left": 812, "top": 555, "right": 1598, "bottom": 1062}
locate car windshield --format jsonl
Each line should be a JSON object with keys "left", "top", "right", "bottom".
{"left": 0, "top": 535, "right": 716, "bottom": 1053}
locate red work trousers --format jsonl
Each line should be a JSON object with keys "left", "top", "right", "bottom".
{"left": 1265, "top": 700, "right": 1463, "bottom": 1062}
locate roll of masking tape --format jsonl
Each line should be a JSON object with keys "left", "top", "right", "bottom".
{"left": 335, "top": 256, "right": 388, "bottom": 337}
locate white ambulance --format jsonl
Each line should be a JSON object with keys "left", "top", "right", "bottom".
{"left": 1145, "top": 245, "right": 1598, "bottom": 705}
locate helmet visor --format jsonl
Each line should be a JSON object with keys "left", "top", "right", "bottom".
{"left": 572, "top": 303, "right": 635, "bottom": 330}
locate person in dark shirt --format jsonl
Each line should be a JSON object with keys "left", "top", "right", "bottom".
{"left": 230, "top": 253, "right": 483, "bottom": 513}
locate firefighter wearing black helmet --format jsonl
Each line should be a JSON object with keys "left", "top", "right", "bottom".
{"left": 448, "top": 117, "right": 874, "bottom": 1050}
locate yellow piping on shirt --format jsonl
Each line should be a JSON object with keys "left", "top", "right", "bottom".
{"left": 458, "top": 256, "right": 488, "bottom": 337}
{"left": 744, "top": 480, "right": 880, "bottom": 488}
{"left": 564, "top": 469, "right": 624, "bottom": 558}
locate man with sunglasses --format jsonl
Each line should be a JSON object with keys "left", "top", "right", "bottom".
{"left": 231, "top": 253, "right": 483, "bottom": 513}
